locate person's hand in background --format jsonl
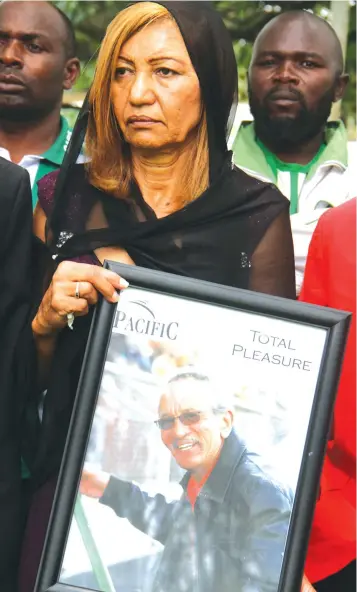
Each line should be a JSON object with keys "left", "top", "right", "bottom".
{"left": 302, "top": 574, "right": 316, "bottom": 592}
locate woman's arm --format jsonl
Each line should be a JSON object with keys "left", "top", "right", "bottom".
{"left": 32, "top": 204, "right": 128, "bottom": 389}
{"left": 249, "top": 209, "right": 296, "bottom": 299}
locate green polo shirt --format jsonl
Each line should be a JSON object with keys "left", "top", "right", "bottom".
{"left": 31, "top": 115, "right": 72, "bottom": 209}
{"left": 256, "top": 139, "right": 327, "bottom": 215}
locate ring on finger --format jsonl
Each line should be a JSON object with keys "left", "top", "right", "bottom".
{"left": 75, "top": 281, "right": 81, "bottom": 299}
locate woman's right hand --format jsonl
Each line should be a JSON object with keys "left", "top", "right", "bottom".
{"left": 32, "top": 260, "right": 129, "bottom": 337}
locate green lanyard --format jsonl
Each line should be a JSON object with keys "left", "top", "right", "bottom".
{"left": 289, "top": 172, "right": 300, "bottom": 215}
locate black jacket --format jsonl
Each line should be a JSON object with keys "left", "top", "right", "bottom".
{"left": 0, "top": 157, "right": 33, "bottom": 591}
{"left": 100, "top": 429, "right": 293, "bottom": 592}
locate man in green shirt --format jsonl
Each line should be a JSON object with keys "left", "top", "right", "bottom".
{"left": 231, "top": 10, "right": 354, "bottom": 293}
{"left": 0, "top": 0, "right": 81, "bottom": 209}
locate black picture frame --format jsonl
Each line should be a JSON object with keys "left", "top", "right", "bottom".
{"left": 35, "top": 261, "right": 351, "bottom": 592}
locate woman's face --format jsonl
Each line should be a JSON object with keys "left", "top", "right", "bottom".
{"left": 111, "top": 19, "right": 202, "bottom": 151}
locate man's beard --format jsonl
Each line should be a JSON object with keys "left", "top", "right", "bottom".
{"left": 248, "top": 83, "right": 335, "bottom": 153}
{"left": 0, "top": 97, "right": 58, "bottom": 124}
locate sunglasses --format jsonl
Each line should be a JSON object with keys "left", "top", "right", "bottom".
{"left": 155, "top": 411, "right": 203, "bottom": 431}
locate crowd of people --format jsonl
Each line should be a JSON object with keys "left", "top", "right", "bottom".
{"left": 0, "top": 1, "right": 355, "bottom": 591}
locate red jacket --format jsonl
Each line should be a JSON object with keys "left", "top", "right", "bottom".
{"left": 300, "top": 198, "right": 356, "bottom": 583}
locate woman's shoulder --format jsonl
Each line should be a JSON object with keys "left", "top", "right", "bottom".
{"left": 231, "top": 164, "right": 289, "bottom": 208}
{"left": 37, "top": 163, "right": 90, "bottom": 219}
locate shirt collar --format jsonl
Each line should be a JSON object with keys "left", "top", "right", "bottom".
{"left": 41, "top": 115, "right": 71, "bottom": 165}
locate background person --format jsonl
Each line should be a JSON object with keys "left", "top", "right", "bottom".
{"left": 81, "top": 370, "right": 293, "bottom": 592}
{"left": 231, "top": 10, "right": 354, "bottom": 294}
{"left": 300, "top": 198, "right": 356, "bottom": 592}
{"left": 18, "top": 3, "right": 295, "bottom": 589}
{"left": 0, "top": 0, "right": 80, "bottom": 208}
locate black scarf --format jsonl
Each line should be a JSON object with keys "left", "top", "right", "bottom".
{"left": 48, "top": 1, "right": 238, "bottom": 249}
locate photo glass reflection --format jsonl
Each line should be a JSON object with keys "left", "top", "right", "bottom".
{"left": 59, "top": 287, "right": 327, "bottom": 592}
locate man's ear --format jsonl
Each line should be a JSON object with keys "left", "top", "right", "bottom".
{"left": 333, "top": 73, "right": 349, "bottom": 102}
{"left": 63, "top": 58, "right": 81, "bottom": 91}
{"left": 220, "top": 410, "right": 234, "bottom": 439}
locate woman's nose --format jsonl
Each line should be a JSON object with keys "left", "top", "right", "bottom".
{"left": 129, "top": 72, "right": 156, "bottom": 105}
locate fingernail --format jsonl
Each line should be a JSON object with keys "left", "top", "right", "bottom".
{"left": 112, "top": 291, "right": 120, "bottom": 303}
{"left": 119, "top": 278, "right": 129, "bottom": 288}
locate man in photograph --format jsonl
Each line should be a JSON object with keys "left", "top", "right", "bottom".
{"left": 81, "top": 369, "right": 293, "bottom": 592}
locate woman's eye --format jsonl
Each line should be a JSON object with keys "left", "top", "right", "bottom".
{"left": 157, "top": 67, "right": 177, "bottom": 77}
{"left": 115, "top": 67, "right": 131, "bottom": 77}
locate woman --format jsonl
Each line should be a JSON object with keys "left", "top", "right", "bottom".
{"left": 19, "top": 2, "right": 296, "bottom": 590}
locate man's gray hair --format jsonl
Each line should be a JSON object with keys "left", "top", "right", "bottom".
{"left": 166, "top": 366, "right": 234, "bottom": 412}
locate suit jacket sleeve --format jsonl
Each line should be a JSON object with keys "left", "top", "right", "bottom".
{"left": 0, "top": 161, "right": 34, "bottom": 587}
{"left": 0, "top": 163, "right": 33, "bottom": 325}
{"left": 0, "top": 161, "right": 37, "bottom": 447}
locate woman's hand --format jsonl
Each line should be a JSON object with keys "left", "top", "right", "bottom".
{"left": 80, "top": 466, "right": 110, "bottom": 498}
{"left": 32, "top": 261, "right": 129, "bottom": 337}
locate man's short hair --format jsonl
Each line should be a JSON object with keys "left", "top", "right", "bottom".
{"left": 51, "top": 2, "right": 77, "bottom": 59}
{"left": 255, "top": 9, "right": 344, "bottom": 76}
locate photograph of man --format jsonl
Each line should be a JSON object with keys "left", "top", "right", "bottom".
{"left": 81, "top": 369, "right": 293, "bottom": 592}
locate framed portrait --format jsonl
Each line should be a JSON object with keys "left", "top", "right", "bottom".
{"left": 35, "top": 262, "right": 351, "bottom": 592}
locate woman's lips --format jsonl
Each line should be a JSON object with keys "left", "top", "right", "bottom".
{"left": 127, "top": 116, "right": 161, "bottom": 127}
{"left": 128, "top": 120, "right": 160, "bottom": 128}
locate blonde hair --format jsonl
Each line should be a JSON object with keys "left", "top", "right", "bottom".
{"left": 86, "top": 1, "right": 209, "bottom": 209}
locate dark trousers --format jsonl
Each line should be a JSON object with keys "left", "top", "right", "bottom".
{"left": 314, "top": 561, "right": 356, "bottom": 592}
{"left": 18, "top": 477, "right": 58, "bottom": 592}
{"left": 0, "top": 446, "right": 24, "bottom": 592}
